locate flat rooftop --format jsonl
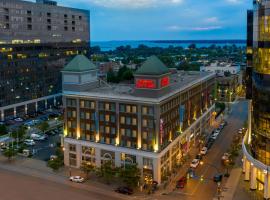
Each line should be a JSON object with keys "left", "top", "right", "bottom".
{"left": 64, "top": 71, "right": 215, "bottom": 104}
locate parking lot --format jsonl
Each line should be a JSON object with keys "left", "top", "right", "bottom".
{"left": 1, "top": 108, "right": 63, "bottom": 161}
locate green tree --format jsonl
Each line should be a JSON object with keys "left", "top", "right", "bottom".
{"left": 3, "top": 147, "right": 17, "bottom": 161}
{"left": 47, "top": 158, "right": 63, "bottom": 171}
{"left": 39, "top": 121, "right": 49, "bottom": 133}
{"left": 0, "top": 124, "right": 7, "bottom": 136}
{"left": 80, "top": 161, "right": 95, "bottom": 179}
{"left": 119, "top": 164, "right": 141, "bottom": 188}
{"left": 122, "top": 69, "right": 134, "bottom": 81}
{"left": 107, "top": 69, "right": 119, "bottom": 83}
{"left": 100, "top": 161, "right": 114, "bottom": 184}
{"left": 117, "top": 66, "right": 128, "bottom": 81}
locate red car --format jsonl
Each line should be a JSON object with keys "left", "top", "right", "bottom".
{"left": 176, "top": 176, "right": 187, "bottom": 189}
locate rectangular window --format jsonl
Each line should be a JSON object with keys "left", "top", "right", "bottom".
{"left": 105, "top": 103, "right": 110, "bottom": 110}
{"left": 142, "top": 119, "right": 147, "bottom": 127}
{"left": 69, "top": 144, "right": 76, "bottom": 152}
{"left": 72, "top": 111, "right": 76, "bottom": 118}
{"left": 132, "top": 118, "right": 137, "bottom": 126}
{"left": 132, "top": 130, "right": 137, "bottom": 138}
{"left": 121, "top": 128, "right": 125, "bottom": 136}
{"left": 142, "top": 107, "right": 147, "bottom": 115}
{"left": 132, "top": 106, "right": 137, "bottom": 113}
{"left": 126, "top": 117, "right": 131, "bottom": 125}
{"left": 105, "top": 115, "right": 110, "bottom": 122}
{"left": 105, "top": 126, "right": 110, "bottom": 134}
{"left": 120, "top": 105, "right": 125, "bottom": 112}
{"left": 120, "top": 116, "right": 125, "bottom": 124}
{"left": 126, "top": 105, "right": 131, "bottom": 113}
{"left": 143, "top": 131, "right": 147, "bottom": 139}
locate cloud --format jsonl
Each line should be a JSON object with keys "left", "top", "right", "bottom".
{"left": 204, "top": 17, "right": 219, "bottom": 23}
{"left": 70, "top": 0, "right": 183, "bottom": 9}
{"left": 167, "top": 25, "right": 223, "bottom": 31}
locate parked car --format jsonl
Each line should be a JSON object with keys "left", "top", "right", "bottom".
{"left": 69, "top": 176, "right": 84, "bottom": 183}
{"left": 31, "top": 134, "right": 46, "bottom": 141}
{"left": 200, "top": 147, "right": 208, "bottom": 155}
{"left": 14, "top": 117, "right": 23, "bottom": 122}
{"left": 115, "top": 186, "right": 133, "bottom": 195}
{"left": 213, "top": 174, "right": 223, "bottom": 183}
{"left": 210, "top": 134, "right": 217, "bottom": 140}
{"left": 24, "top": 139, "right": 35, "bottom": 146}
{"left": 176, "top": 176, "right": 187, "bottom": 189}
{"left": 190, "top": 159, "right": 200, "bottom": 168}
{"left": 222, "top": 153, "right": 230, "bottom": 160}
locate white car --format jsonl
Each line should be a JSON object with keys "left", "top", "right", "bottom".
{"left": 210, "top": 134, "right": 217, "bottom": 140}
{"left": 31, "top": 134, "right": 46, "bottom": 141}
{"left": 69, "top": 176, "right": 85, "bottom": 183}
{"left": 24, "top": 139, "right": 35, "bottom": 146}
{"left": 222, "top": 153, "right": 230, "bottom": 161}
{"left": 14, "top": 118, "right": 23, "bottom": 122}
{"left": 200, "top": 147, "right": 208, "bottom": 155}
{"left": 190, "top": 159, "right": 200, "bottom": 168}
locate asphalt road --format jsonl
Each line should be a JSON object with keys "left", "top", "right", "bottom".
{"left": 158, "top": 100, "right": 248, "bottom": 200}
{"left": 0, "top": 168, "right": 123, "bottom": 200}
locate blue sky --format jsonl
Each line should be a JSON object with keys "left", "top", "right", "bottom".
{"left": 33, "top": 0, "right": 252, "bottom": 41}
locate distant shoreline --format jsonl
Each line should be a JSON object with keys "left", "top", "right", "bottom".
{"left": 150, "top": 40, "right": 246, "bottom": 44}
{"left": 91, "top": 40, "right": 246, "bottom": 51}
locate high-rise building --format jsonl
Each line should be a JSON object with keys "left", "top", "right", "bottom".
{"left": 62, "top": 55, "right": 216, "bottom": 184}
{"left": 243, "top": 1, "right": 270, "bottom": 198}
{"left": 0, "top": 0, "right": 90, "bottom": 120}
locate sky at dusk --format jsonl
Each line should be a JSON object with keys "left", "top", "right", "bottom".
{"left": 30, "top": 0, "right": 252, "bottom": 41}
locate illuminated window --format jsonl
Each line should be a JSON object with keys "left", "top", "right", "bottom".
{"left": 105, "top": 115, "right": 110, "bottom": 122}
{"left": 132, "top": 130, "right": 137, "bottom": 138}
{"left": 132, "top": 118, "right": 137, "bottom": 126}
{"left": 142, "top": 131, "right": 147, "bottom": 139}
{"left": 105, "top": 126, "right": 110, "bottom": 134}
{"left": 126, "top": 105, "right": 131, "bottom": 113}
{"left": 132, "top": 106, "right": 137, "bottom": 113}
{"left": 143, "top": 119, "right": 147, "bottom": 127}
{"left": 121, "top": 128, "right": 125, "bottom": 136}
{"left": 120, "top": 116, "right": 125, "bottom": 124}
{"left": 105, "top": 103, "right": 110, "bottom": 110}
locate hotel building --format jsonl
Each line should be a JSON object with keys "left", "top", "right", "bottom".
{"left": 0, "top": 0, "right": 90, "bottom": 120}
{"left": 243, "top": 0, "right": 270, "bottom": 198}
{"left": 62, "top": 55, "right": 216, "bottom": 183}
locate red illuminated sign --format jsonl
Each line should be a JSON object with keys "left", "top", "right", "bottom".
{"left": 160, "top": 76, "right": 169, "bottom": 88}
{"left": 136, "top": 79, "right": 156, "bottom": 89}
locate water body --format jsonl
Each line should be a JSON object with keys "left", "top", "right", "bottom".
{"left": 91, "top": 40, "right": 246, "bottom": 52}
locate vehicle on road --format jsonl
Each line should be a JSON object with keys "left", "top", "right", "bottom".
{"left": 210, "top": 134, "right": 217, "bottom": 140}
{"left": 176, "top": 176, "right": 187, "bottom": 189}
{"left": 69, "top": 176, "right": 84, "bottom": 183}
{"left": 24, "top": 139, "right": 35, "bottom": 146}
{"left": 213, "top": 174, "right": 223, "bottom": 183}
{"left": 115, "top": 186, "right": 133, "bottom": 195}
{"left": 222, "top": 153, "right": 230, "bottom": 161}
{"left": 190, "top": 159, "right": 200, "bottom": 168}
{"left": 200, "top": 147, "right": 208, "bottom": 155}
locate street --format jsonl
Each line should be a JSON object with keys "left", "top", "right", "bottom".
{"left": 156, "top": 99, "right": 248, "bottom": 200}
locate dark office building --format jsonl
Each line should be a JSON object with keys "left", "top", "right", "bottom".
{"left": 0, "top": 0, "right": 90, "bottom": 120}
